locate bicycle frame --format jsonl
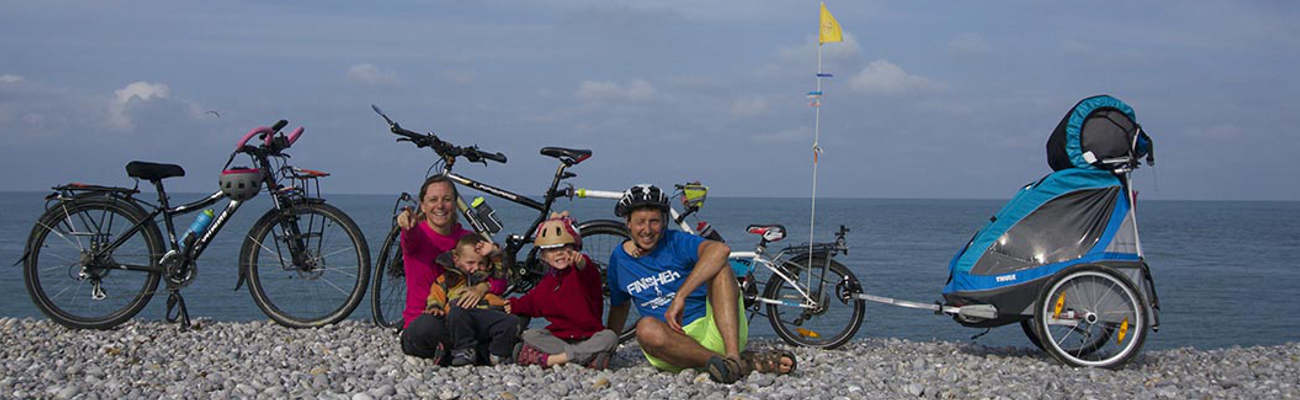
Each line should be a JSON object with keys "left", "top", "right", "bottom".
{"left": 68, "top": 150, "right": 306, "bottom": 275}
{"left": 574, "top": 187, "right": 849, "bottom": 311}
{"left": 422, "top": 159, "right": 595, "bottom": 287}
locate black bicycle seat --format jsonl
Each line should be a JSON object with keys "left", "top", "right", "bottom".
{"left": 539, "top": 147, "right": 592, "bottom": 166}
{"left": 125, "top": 161, "right": 185, "bottom": 181}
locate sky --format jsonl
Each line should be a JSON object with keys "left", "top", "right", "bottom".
{"left": 1, "top": 1, "right": 1297, "bottom": 201}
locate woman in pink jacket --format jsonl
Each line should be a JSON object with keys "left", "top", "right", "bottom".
{"left": 398, "top": 175, "right": 507, "bottom": 363}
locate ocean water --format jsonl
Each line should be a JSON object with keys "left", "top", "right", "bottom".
{"left": 1, "top": 191, "right": 1296, "bottom": 351}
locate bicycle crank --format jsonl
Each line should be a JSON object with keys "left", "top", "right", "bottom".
{"left": 161, "top": 250, "right": 197, "bottom": 287}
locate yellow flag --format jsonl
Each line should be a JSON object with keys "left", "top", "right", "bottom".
{"left": 819, "top": 3, "right": 843, "bottom": 44}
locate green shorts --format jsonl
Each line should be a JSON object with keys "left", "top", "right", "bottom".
{"left": 644, "top": 297, "right": 748, "bottom": 372}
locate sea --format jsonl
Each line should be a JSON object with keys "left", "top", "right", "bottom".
{"left": 1, "top": 191, "right": 1295, "bottom": 350}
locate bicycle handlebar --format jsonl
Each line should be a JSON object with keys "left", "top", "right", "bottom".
{"left": 373, "top": 105, "right": 507, "bottom": 166}
{"left": 233, "top": 120, "right": 302, "bottom": 154}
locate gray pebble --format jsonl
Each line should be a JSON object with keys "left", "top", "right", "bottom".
{"left": 0, "top": 320, "right": 1295, "bottom": 399}
{"left": 54, "top": 385, "right": 80, "bottom": 400}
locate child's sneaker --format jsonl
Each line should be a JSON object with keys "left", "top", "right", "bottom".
{"left": 429, "top": 342, "right": 447, "bottom": 367}
{"left": 585, "top": 350, "right": 612, "bottom": 370}
{"left": 450, "top": 348, "right": 477, "bottom": 367}
{"left": 513, "top": 342, "right": 550, "bottom": 367}
{"left": 489, "top": 353, "right": 508, "bottom": 366}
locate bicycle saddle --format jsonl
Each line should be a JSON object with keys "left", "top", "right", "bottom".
{"left": 539, "top": 147, "right": 592, "bottom": 166}
{"left": 125, "top": 161, "right": 185, "bottom": 181}
{"left": 745, "top": 224, "right": 786, "bottom": 242}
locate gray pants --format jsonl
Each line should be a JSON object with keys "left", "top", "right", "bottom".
{"left": 521, "top": 328, "right": 618, "bottom": 365}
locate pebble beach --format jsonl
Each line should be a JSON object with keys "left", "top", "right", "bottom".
{"left": 1, "top": 318, "right": 1296, "bottom": 400}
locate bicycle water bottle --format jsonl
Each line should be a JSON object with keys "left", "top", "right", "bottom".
{"left": 470, "top": 197, "right": 503, "bottom": 234}
{"left": 181, "top": 209, "right": 215, "bottom": 250}
{"left": 728, "top": 258, "right": 752, "bottom": 277}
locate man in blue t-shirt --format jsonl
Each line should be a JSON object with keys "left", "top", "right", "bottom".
{"left": 605, "top": 185, "right": 795, "bottom": 383}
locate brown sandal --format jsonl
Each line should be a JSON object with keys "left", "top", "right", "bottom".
{"left": 740, "top": 350, "right": 797, "bottom": 375}
{"left": 707, "top": 355, "right": 747, "bottom": 383}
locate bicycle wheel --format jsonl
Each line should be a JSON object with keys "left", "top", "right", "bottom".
{"left": 1022, "top": 316, "right": 1114, "bottom": 355}
{"left": 1033, "top": 264, "right": 1147, "bottom": 369}
{"left": 371, "top": 225, "right": 406, "bottom": 329}
{"left": 763, "top": 256, "right": 865, "bottom": 349}
{"left": 242, "top": 202, "right": 370, "bottom": 328}
{"left": 575, "top": 219, "right": 638, "bottom": 343}
{"left": 1021, "top": 319, "right": 1045, "bottom": 351}
{"left": 24, "top": 197, "right": 163, "bottom": 329}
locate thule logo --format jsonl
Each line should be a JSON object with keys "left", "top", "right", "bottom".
{"left": 996, "top": 274, "right": 1016, "bottom": 283}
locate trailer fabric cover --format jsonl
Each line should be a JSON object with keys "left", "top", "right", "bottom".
{"left": 1047, "top": 95, "right": 1144, "bottom": 171}
{"left": 942, "top": 168, "right": 1137, "bottom": 296}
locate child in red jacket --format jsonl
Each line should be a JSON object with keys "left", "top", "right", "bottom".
{"left": 506, "top": 213, "right": 618, "bottom": 369}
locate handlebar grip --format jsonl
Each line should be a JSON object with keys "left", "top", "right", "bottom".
{"left": 391, "top": 125, "right": 422, "bottom": 139}
{"left": 483, "top": 152, "right": 507, "bottom": 163}
{"left": 271, "top": 120, "right": 288, "bottom": 132}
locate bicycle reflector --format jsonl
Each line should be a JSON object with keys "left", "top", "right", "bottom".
{"left": 219, "top": 168, "right": 262, "bottom": 201}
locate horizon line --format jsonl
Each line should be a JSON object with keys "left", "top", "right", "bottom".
{"left": 0, "top": 190, "right": 1294, "bottom": 203}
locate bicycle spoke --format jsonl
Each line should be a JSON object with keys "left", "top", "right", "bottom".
{"left": 318, "top": 246, "right": 356, "bottom": 260}
{"left": 318, "top": 276, "right": 352, "bottom": 296}
{"left": 48, "top": 278, "right": 84, "bottom": 302}
{"left": 38, "top": 220, "right": 85, "bottom": 251}
{"left": 38, "top": 261, "right": 79, "bottom": 275}
{"left": 316, "top": 266, "right": 360, "bottom": 279}
{"left": 250, "top": 234, "right": 293, "bottom": 267}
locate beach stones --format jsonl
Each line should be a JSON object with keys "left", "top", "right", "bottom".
{"left": 0, "top": 319, "right": 1294, "bottom": 399}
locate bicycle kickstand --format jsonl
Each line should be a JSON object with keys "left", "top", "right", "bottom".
{"left": 165, "top": 289, "right": 193, "bottom": 331}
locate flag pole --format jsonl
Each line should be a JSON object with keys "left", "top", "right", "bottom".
{"left": 809, "top": 41, "right": 822, "bottom": 283}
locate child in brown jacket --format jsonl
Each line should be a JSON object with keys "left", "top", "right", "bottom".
{"left": 427, "top": 234, "right": 517, "bottom": 366}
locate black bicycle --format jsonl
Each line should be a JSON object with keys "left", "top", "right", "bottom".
{"left": 367, "top": 106, "right": 634, "bottom": 336}
{"left": 20, "top": 120, "right": 370, "bottom": 330}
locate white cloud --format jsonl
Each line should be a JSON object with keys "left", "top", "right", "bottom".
{"left": 848, "top": 60, "right": 941, "bottom": 95}
{"left": 575, "top": 79, "right": 656, "bottom": 102}
{"left": 752, "top": 126, "right": 809, "bottom": 143}
{"left": 948, "top": 32, "right": 992, "bottom": 54}
{"left": 108, "top": 81, "right": 171, "bottom": 130}
{"left": 0, "top": 74, "right": 23, "bottom": 84}
{"left": 347, "top": 64, "right": 398, "bottom": 85}
{"left": 730, "top": 96, "right": 769, "bottom": 117}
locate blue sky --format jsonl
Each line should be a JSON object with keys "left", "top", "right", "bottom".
{"left": 1, "top": 1, "right": 1296, "bottom": 200}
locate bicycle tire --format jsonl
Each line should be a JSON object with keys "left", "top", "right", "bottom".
{"left": 24, "top": 196, "right": 163, "bottom": 329}
{"left": 573, "top": 219, "right": 638, "bottom": 343}
{"left": 1033, "top": 264, "right": 1147, "bottom": 369}
{"left": 1021, "top": 319, "right": 1045, "bottom": 351}
{"left": 763, "top": 256, "right": 865, "bottom": 349}
{"left": 371, "top": 225, "right": 406, "bottom": 329}
{"left": 242, "top": 202, "right": 370, "bottom": 328}
{"left": 1022, "top": 315, "right": 1114, "bottom": 356}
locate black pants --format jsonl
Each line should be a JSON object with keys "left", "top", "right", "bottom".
{"left": 448, "top": 307, "right": 521, "bottom": 358}
{"left": 400, "top": 314, "right": 449, "bottom": 360}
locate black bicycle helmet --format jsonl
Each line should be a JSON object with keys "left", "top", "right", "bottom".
{"left": 615, "top": 184, "right": 669, "bottom": 218}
